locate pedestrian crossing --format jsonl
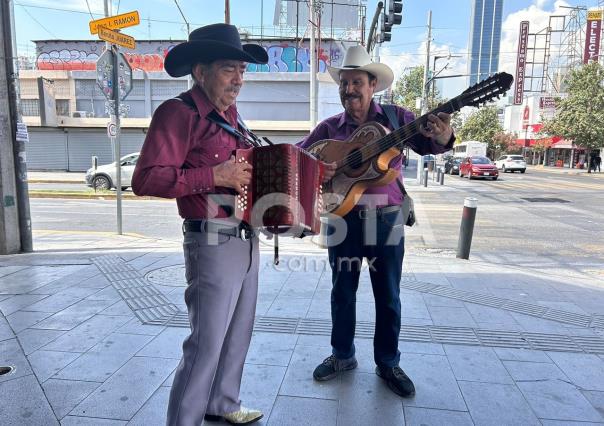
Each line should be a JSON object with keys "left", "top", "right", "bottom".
{"left": 447, "top": 176, "right": 604, "bottom": 191}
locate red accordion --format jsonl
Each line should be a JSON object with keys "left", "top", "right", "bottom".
{"left": 234, "top": 144, "right": 324, "bottom": 235}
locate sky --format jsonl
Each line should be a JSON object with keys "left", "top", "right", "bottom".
{"left": 11, "top": 0, "right": 604, "bottom": 97}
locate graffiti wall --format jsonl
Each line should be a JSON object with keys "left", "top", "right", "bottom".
{"left": 35, "top": 39, "right": 350, "bottom": 73}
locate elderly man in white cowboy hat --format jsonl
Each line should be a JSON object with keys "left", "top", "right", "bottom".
{"left": 132, "top": 24, "right": 268, "bottom": 425}
{"left": 298, "top": 45, "right": 455, "bottom": 398}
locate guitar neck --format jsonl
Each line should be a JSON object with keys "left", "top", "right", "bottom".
{"left": 372, "top": 97, "right": 462, "bottom": 157}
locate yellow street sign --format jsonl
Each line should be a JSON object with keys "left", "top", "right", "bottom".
{"left": 89, "top": 11, "right": 140, "bottom": 34}
{"left": 98, "top": 26, "right": 136, "bottom": 50}
{"left": 587, "top": 10, "right": 603, "bottom": 21}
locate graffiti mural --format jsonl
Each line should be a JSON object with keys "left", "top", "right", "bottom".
{"left": 35, "top": 39, "right": 349, "bottom": 73}
{"left": 247, "top": 41, "right": 345, "bottom": 72}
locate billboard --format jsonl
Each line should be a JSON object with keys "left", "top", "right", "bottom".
{"left": 583, "top": 10, "right": 603, "bottom": 64}
{"left": 513, "top": 21, "right": 529, "bottom": 105}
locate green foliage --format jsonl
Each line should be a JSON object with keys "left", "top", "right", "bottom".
{"left": 541, "top": 62, "right": 604, "bottom": 152}
{"left": 392, "top": 65, "right": 442, "bottom": 116}
{"left": 457, "top": 105, "right": 503, "bottom": 154}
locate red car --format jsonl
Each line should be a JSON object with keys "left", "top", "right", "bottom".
{"left": 459, "top": 156, "right": 499, "bottom": 180}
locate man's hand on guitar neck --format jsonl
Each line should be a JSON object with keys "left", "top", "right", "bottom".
{"left": 419, "top": 112, "right": 453, "bottom": 146}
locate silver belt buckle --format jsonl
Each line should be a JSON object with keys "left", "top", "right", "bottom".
{"left": 239, "top": 227, "right": 251, "bottom": 241}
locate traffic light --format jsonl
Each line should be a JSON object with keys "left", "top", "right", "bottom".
{"left": 388, "top": 0, "right": 403, "bottom": 25}
{"left": 379, "top": 0, "right": 403, "bottom": 43}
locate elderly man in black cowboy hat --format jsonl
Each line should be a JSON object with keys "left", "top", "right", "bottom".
{"left": 132, "top": 24, "right": 268, "bottom": 426}
{"left": 298, "top": 45, "right": 455, "bottom": 398}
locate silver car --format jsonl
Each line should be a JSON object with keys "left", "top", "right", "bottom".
{"left": 85, "top": 152, "right": 140, "bottom": 190}
{"left": 495, "top": 154, "right": 526, "bottom": 173}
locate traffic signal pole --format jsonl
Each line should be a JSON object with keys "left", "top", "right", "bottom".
{"left": 417, "top": 9, "right": 432, "bottom": 183}
{"left": 0, "top": 0, "right": 33, "bottom": 254}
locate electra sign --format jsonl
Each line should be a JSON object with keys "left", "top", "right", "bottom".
{"left": 583, "top": 10, "right": 603, "bottom": 64}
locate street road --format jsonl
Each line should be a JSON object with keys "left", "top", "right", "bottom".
{"left": 29, "top": 167, "right": 604, "bottom": 276}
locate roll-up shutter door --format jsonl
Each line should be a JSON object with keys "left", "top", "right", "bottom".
{"left": 67, "top": 129, "right": 146, "bottom": 171}
{"left": 26, "top": 129, "right": 68, "bottom": 170}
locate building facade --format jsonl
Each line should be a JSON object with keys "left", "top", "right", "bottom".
{"left": 468, "top": 0, "right": 504, "bottom": 85}
{"left": 20, "top": 38, "right": 349, "bottom": 171}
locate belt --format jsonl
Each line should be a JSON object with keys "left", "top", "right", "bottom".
{"left": 357, "top": 205, "right": 401, "bottom": 219}
{"left": 182, "top": 220, "right": 255, "bottom": 240}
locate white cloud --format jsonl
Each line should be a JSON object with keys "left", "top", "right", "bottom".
{"left": 499, "top": 0, "right": 572, "bottom": 79}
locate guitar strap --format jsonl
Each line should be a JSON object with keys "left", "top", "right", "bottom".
{"left": 381, "top": 104, "right": 416, "bottom": 226}
{"left": 380, "top": 104, "right": 408, "bottom": 196}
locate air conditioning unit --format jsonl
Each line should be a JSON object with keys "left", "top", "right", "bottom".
{"left": 72, "top": 111, "right": 88, "bottom": 118}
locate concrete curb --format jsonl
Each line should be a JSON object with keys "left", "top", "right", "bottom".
{"left": 28, "top": 191, "right": 165, "bottom": 201}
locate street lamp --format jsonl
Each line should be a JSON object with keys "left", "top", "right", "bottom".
{"left": 429, "top": 53, "right": 462, "bottom": 101}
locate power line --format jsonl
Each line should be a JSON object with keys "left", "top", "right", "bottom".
{"left": 84, "top": 0, "right": 95, "bottom": 19}
{"left": 18, "top": 4, "right": 58, "bottom": 38}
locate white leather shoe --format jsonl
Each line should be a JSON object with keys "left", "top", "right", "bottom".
{"left": 222, "top": 406, "right": 263, "bottom": 425}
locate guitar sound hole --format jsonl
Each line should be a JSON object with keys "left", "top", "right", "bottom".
{"left": 348, "top": 148, "right": 364, "bottom": 169}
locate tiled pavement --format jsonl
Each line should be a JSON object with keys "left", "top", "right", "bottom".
{"left": 1, "top": 232, "right": 604, "bottom": 425}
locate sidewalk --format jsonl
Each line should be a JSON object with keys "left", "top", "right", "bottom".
{"left": 1, "top": 231, "right": 604, "bottom": 425}
{"left": 528, "top": 164, "right": 604, "bottom": 177}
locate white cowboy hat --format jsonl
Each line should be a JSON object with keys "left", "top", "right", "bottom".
{"left": 327, "top": 45, "right": 394, "bottom": 93}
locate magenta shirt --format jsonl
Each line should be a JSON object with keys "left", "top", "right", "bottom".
{"left": 132, "top": 85, "right": 248, "bottom": 219}
{"left": 297, "top": 101, "right": 454, "bottom": 208}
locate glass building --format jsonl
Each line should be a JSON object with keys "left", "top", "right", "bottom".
{"left": 468, "top": 0, "right": 504, "bottom": 85}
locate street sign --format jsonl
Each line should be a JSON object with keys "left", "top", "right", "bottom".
{"left": 96, "top": 50, "right": 114, "bottom": 100}
{"left": 107, "top": 122, "right": 117, "bottom": 138}
{"left": 98, "top": 26, "right": 136, "bottom": 50}
{"left": 96, "top": 50, "right": 133, "bottom": 101}
{"left": 116, "top": 52, "right": 133, "bottom": 101}
{"left": 89, "top": 11, "right": 140, "bottom": 34}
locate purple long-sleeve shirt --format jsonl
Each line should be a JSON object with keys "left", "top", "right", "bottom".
{"left": 297, "top": 101, "right": 454, "bottom": 208}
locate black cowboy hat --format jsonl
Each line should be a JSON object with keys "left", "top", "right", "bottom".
{"left": 164, "top": 23, "right": 268, "bottom": 77}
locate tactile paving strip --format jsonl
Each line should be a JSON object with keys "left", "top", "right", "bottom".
{"left": 399, "top": 280, "right": 597, "bottom": 329}
{"left": 92, "top": 255, "right": 604, "bottom": 354}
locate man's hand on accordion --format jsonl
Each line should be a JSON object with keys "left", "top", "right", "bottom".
{"left": 212, "top": 155, "right": 253, "bottom": 194}
{"left": 322, "top": 161, "right": 337, "bottom": 182}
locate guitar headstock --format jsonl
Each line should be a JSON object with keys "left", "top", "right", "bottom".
{"left": 459, "top": 72, "right": 514, "bottom": 108}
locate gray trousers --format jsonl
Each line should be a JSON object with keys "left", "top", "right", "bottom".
{"left": 166, "top": 230, "right": 259, "bottom": 426}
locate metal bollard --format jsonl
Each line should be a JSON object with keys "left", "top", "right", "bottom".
{"left": 423, "top": 168, "right": 429, "bottom": 187}
{"left": 440, "top": 167, "right": 445, "bottom": 185}
{"left": 456, "top": 197, "right": 477, "bottom": 259}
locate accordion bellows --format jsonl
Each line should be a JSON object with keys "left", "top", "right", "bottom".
{"left": 235, "top": 144, "right": 324, "bottom": 235}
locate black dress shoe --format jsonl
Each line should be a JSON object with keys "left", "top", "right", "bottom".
{"left": 376, "top": 365, "right": 416, "bottom": 397}
{"left": 204, "top": 414, "right": 222, "bottom": 422}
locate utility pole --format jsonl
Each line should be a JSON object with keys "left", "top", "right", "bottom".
{"left": 173, "top": 0, "right": 192, "bottom": 88}
{"left": 225, "top": 0, "right": 230, "bottom": 24}
{"left": 418, "top": 10, "right": 432, "bottom": 183}
{"left": 309, "top": 0, "right": 318, "bottom": 127}
{"left": 0, "top": 0, "right": 33, "bottom": 254}
{"left": 104, "top": 0, "right": 123, "bottom": 235}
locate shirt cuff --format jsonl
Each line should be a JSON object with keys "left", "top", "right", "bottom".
{"left": 191, "top": 167, "right": 215, "bottom": 194}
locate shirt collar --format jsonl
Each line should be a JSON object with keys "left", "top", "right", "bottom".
{"left": 189, "top": 84, "right": 238, "bottom": 121}
{"left": 337, "top": 100, "right": 385, "bottom": 128}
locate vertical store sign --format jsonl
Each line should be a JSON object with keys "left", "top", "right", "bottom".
{"left": 583, "top": 10, "right": 602, "bottom": 64}
{"left": 514, "top": 21, "right": 529, "bottom": 105}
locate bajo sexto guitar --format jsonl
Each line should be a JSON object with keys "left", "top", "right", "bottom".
{"left": 307, "top": 72, "right": 514, "bottom": 217}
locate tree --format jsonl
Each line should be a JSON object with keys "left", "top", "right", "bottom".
{"left": 540, "top": 62, "right": 604, "bottom": 172}
{"left": 392, "top": 65, "right": 441, "bottom": 116}
{"left": 457, "top": 105, "right": 503, "bottom": 157}
{"left": 492, "top": 131, "right": 521, "bottom": 158}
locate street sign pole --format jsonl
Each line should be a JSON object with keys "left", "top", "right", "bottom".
{"left": 111, "top": 44, "right": 122, "bottom": 235}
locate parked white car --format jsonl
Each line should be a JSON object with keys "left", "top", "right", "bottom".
{"left": 85, "top": 152, "right": 140, "bottom": 190}
{"left": 495, "top": 154, "right": 527, "bottom": 173}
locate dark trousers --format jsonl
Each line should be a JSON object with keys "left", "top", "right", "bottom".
{"left": 327, "top": 208, "right": 405, "bottom": 368}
